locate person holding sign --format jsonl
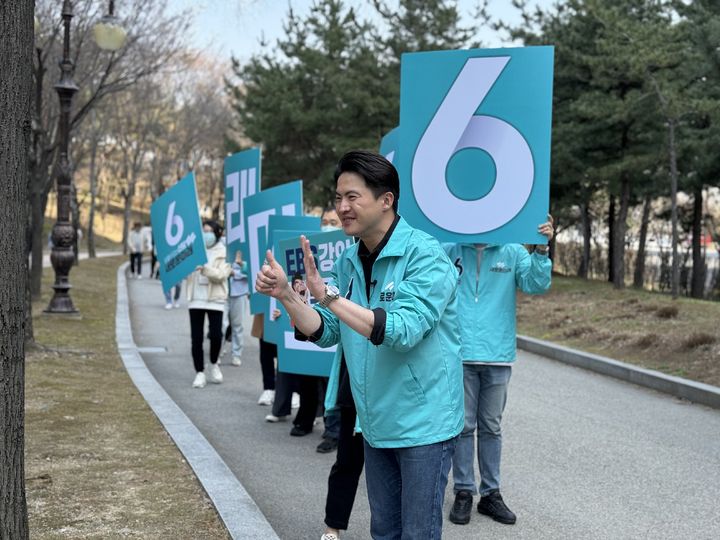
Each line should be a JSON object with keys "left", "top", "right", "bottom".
{"left": 445, "top": 219, "right": 554, "bottom": 527}
{"left": 187, "top": 220, "right": 232, "bottom": 388}
{"left": 255, "top": 151, "right": 463, "bottom": 539}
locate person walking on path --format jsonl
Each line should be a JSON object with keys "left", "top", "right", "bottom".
{"left": 445, "top": 217, "right": 554, "bottom": 527}
{"left": 187, "top": 220, "right": 232, "bottom": 389}
{"left": 228, "top": 250, "right": 249, "bottom": 366}
{"left": 128, "top": 221, "right": 145, "bottom": 278}
{"left": 255, "top": 150, "right": 464, "bottom": 539}
{"left": 163, "top": 282, "right": 182, "bottom": 309}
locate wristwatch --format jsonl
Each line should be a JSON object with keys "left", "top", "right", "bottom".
{"left": 319, "top": 285, "right": 341, "bottom": 307}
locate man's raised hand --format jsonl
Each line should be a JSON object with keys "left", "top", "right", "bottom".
{"left": 255, "top": 249, "right": 288, "bottom": 298}
{"left": 300, "top": 235, "right": 326, "bottom": 300}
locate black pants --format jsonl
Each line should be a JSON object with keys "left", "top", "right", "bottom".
{"left": 325, "top": 406, "right": 365, "bottom": 530}
{"left": 259, "top": 338, "right": 277, "bottom": 390}
{"left": 294, "top": 375, "right": 320, "bottom": 431}
{"left": 189, "top": 308, "right": 223, "bottom": 372}
{"left": 272, "top": 371, "right": 298, "bottom": 417}
{"left": 130, "top": 253, "right": 142, "bottom": 275}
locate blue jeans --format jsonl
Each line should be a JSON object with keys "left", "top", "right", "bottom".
{"left": 364, "top": 437, "right": 457, "bottom": 540}
{"left": 452, "top": 364, "right": 511, "bottom": 496}
{"left": 163, "top": 283, "right": 181, "bottom": 304}
{"left": 227, "top": 295, "right": 247, "bottom": 358}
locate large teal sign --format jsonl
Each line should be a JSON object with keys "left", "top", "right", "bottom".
{"left": 398, "top": 46, "right": 554, "bottom": 244}
{"left": 242, "top": 181, "right": 304, "bottom": 314}
{"left": 262, "top": 215, "right": 321, "bottom": 344}
{"left": 380, "top": 126, "right": 399, "bottom": 164}
{"left": 224, "top": 147, "right": 261, "bottom": 264}
{"left": 274, "top": 229, "right": 354, "bottom": 376}
{"left": 150, "top": 172, "right": 207, "bottom": 293}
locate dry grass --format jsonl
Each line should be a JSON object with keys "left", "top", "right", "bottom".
{"left": 517, "top": 276, "right": 720, "bottom": 386}
{"left": 26, "top": 256, "right": 229, "bottom": 539}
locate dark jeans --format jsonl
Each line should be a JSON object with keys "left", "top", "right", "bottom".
{"left": 294, "top": 375, "right": 320, "bottom": 431}
{"left": 259, "top": 338, "right": 277, "bottom": 390}
{"left": 325, "top": 407, "right": 365, "bottom": 531}
{"left": 129, "top": 253, "right": 142, "bottom": 275}
{"left": 364, "top": 436, "right": 457, "bottom": 540}
{"left": 272, "top": 371, "right": 298, "bottom": 417}
{"left": 189, "top": 308, "right": 223, "bottom": 373}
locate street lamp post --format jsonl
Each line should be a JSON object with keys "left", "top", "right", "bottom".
{"left": 45, "top": 0, "right": 126, "bottom": 313}
{"left": 46, "top": 0, "right": 79, "bottom": 313}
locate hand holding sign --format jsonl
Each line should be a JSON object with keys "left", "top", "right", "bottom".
{"left": 300, "top": 235, "right": 326, "bottom": 300}
{"left": 255, "top": 249, "right": 288, "bottom": 298}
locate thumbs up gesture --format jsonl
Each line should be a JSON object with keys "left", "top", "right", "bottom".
{"left": 255, "top": 249, "right": 289, "bottom": 298}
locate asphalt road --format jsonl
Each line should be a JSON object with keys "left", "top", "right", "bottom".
{"left": 128, "top": 270, "right": 720, "bottom": 540}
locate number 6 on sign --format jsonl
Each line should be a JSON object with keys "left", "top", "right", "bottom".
{"left": 165, "top": 201, "right": 184, "bottom": 246}
{"left": 413, "top": 57, "right": 533, "bottom": 234}
{"left": 399, "top": 46, "right": 554, "bottom": 244}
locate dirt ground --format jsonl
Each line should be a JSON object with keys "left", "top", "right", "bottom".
{"left": 25, "top": 255, "right": 229, "bottom": 539}
{"left": 517, "top": 275, "right": 720, "bottom": 387}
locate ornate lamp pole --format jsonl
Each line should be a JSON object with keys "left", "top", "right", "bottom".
{"left": 46, "top": 0, "right": 79, "bottom": 313}
{"left": 45, "top": 0, "right": 126, "bottom": 313}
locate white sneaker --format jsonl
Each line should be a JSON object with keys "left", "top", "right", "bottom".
{"left": 192, "top": 372, "right": 206, "bottom": 388}
{"left": 321, "top": 533, "right": 339, "bottom": 540}
{"left": 165, "top": 303, "right": 173, "bottom": 310}
{"left": 137, "top": 275, "right": 142, "bottom": 280}
{"left": 265, "top": 414, "right": 288, "bottom": 423}
{"left": 258, "top": 389, "right": 274, "bottom": 406}
{"left": 173, "top": 302, "right": 180, "bottom": 308}
{"left": 207, "top": 363, "right": 223, "bottom": 384}
{"left": 231, "top": 356, "right": 242, "bottom": 367}
{"left": 291, "top": 392, "right": 300, "bottom": 409}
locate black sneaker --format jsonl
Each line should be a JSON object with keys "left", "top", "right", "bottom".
{"left": 316, "top": 437, "right": 338, "bottom": 453}
{"left": 290, "top": 426, "right": 312, "bottom": 437}
{"left": 477, "top": 490, "right": 516, "bottom": 525}
{"left": 448, "top": 490, "right": 473, "bottom": 525}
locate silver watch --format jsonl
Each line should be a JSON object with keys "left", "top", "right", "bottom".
{"left": 319, "top": 285, "right": 341, "bottom": 307}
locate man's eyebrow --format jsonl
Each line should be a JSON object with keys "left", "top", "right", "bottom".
{"left": 336, "top": 190, "right": 361, "bottom": 196}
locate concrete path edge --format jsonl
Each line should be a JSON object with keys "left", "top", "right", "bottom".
{"left": 518, "top": 335, "right": 720, "bottom": 410}
{"left": 115, "top": 262, "right": 280, "bottom": 540}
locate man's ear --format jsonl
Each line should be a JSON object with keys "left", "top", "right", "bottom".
{"left": 382, "top": 192, "right": 395, "bottom": 211}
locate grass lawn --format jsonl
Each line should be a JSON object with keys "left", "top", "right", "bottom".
{"left": 25, "top": 255, "right": 229, "bottom": 539}
{"left": 517, "top": 275, "right": 720, "bottom": 387}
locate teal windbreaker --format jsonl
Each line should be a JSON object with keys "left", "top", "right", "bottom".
{"left": 443, "top": 244, "right": 552, "bottom": 363}
{"left": 314, "top": 218, "right": 464, "bottom": 448}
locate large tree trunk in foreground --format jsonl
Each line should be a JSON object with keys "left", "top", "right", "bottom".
{"left": 0, "top": 1, "right": 33, "bottom": 538}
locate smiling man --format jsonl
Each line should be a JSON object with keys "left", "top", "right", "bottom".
{"left": 255, "top": 150, "right": 464, "bottom": 539}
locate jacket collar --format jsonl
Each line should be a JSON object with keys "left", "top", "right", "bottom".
{"left": 345, "top": 215, "right": 411, "bottom": 263}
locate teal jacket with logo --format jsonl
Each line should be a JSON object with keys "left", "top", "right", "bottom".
{"left": 314, "top": 217, "right": 464, "bottom": 448}
{"left": 443, "top": 244, "right": 551, "bottom": 363}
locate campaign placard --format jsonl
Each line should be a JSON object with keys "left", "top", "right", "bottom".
{"left": 262, "top": 215, "right": 321, "bottom": 345}
{"left": 398, "top": 46, "right": 554, "bottom": 244}
{"left": 224, "top": 147, "right": 261, "bottom": 263}
{"left": 243, "top": 180, "right": 303, "bottom": 314}
{"left": 380, "top": 126, "right": 399, "bottom": 164}
{"left": 150, "top": 172, "right": 207, "bottom": 293}
{"left": 274, "top": 229, "right": 354, "bottom": 376}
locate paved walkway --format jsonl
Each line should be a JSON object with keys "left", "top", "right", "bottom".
{"left": 126, "top": 266, "right": 720, "bottom": 540}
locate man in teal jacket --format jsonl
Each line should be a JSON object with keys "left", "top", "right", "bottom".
{"left": 444, "top": 220, "right": 554, "bottom": 527}
{"left": 256, "top": 150, "right": 464, "bottom": 539}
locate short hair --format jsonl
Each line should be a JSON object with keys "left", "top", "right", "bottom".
{"left": 334, "top": 150, "right": 399, "bottom": 212}
{"left": 203, "top": 219, "right": 223, "bottom": 241}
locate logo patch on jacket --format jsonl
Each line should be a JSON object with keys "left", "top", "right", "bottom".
{"left": 379, "top": 281, "right": 396, "bottom": 302}
{"left": 490, "top": 261, "right": 512, "bottom": 273}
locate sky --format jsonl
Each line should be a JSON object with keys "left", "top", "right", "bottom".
{"left": 166, "top": 0, "right": 556, "bottom": 62}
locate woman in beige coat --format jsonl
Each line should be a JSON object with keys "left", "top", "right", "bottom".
{"left": 187, "top": 220, "right": 232, "bottom": 388}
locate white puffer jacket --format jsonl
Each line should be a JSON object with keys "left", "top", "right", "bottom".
{"left": 187, "top": 241, "right": 231, "bottom": 309}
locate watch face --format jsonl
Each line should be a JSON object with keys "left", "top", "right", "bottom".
{"left": 327, "top": 285, "right": 340, "bottom": 297}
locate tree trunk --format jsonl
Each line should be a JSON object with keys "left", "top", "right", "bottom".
{"left": 690, "top": 184, "right": 705, "bottom": 298}
{"left": 29, "top": 187, "right": 48, "bottom": 299}
{"left": 633, "top": 193, "right": 652, "bottom": 289}
{"left": 87, "top": 133, "right": 98, "bottom": 258}
{"left": 0, "top": 0, "right": 32, "bottom": 536}
{"left": 578, "top": 201, "right": 592, "bottom": 279}
{"left": 607, "top": 195, "right": 616, "bottom": 283}
{"left": 71, "top": 184, "right": 80, "bottom": 266}
{"left": 669, "top": 119, "right": 680, "bottom": 299}
{"left": 612, "top": 177, "right": 631, "bottom": 289}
